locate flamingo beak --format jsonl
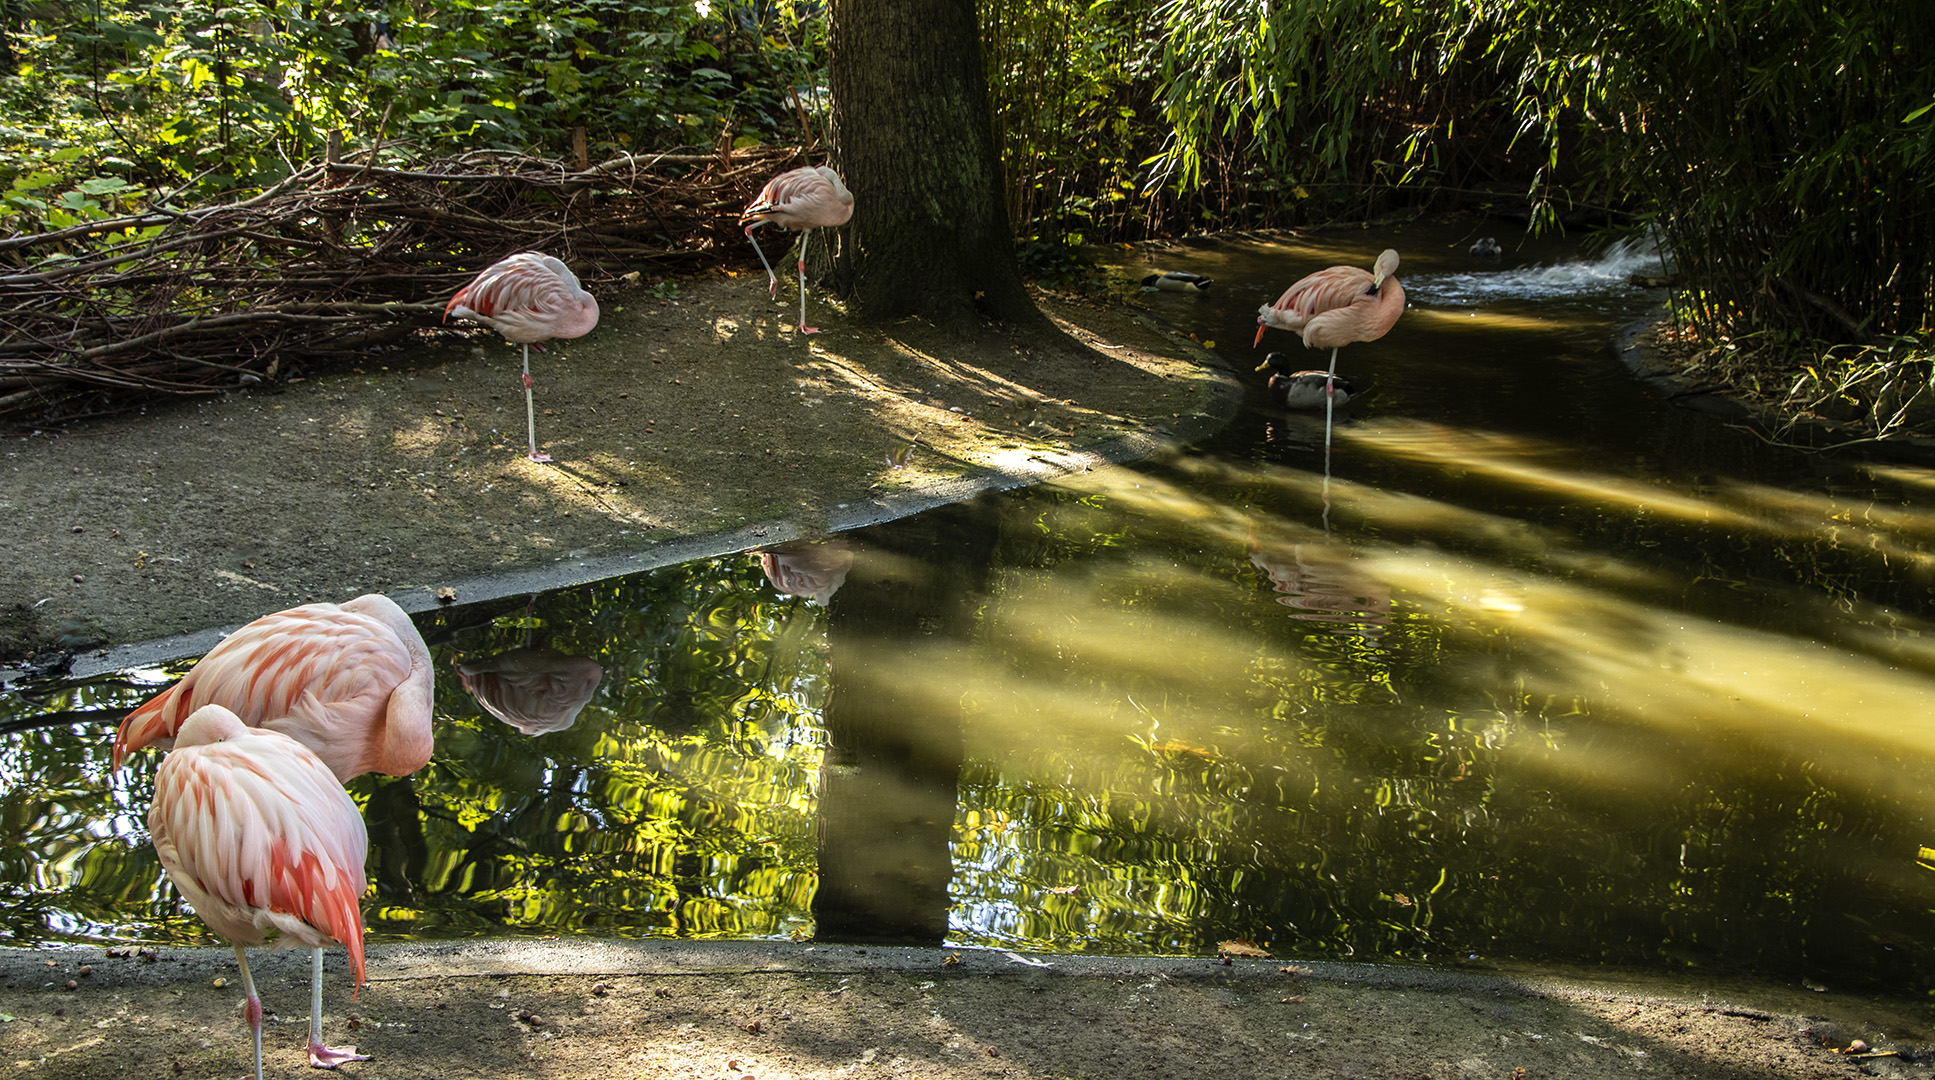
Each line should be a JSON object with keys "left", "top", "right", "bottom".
{"left": 1252, "top": 323, "right": 1267, "bottom": 348}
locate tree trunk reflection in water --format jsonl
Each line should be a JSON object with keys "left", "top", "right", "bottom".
{"left": 813, "top": 500, "right": 993, "bottom": 944}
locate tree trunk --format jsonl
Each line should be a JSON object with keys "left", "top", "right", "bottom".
{"left": 828, "top": 0, "right": 1040, "bottom": 332}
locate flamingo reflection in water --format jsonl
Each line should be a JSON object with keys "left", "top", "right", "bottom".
{"left": 1249, "top": 540, "right": 1392, "bottom": 637}
{"left": 453, "top": 647, "right": 605, "bottom": 736}
{"left": 756, "top": 540, "right": 855, "bottom": 605}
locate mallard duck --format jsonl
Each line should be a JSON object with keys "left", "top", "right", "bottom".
{"left": 1140, "top": 270, "right": 1213, "bottom": 292}
{"left": 1256, "top": 351, "right": 1356, "bottom": 410}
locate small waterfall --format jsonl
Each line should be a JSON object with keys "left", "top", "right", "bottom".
{"left": 1407, "top": 234, "right": 1674, "bottom": 306}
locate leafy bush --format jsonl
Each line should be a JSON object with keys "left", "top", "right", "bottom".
{"left": 0, "top": 0, "right": 828, "bottom": 226}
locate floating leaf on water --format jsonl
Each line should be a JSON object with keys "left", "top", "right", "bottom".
{"left": 1218, "top": 940, "right": 1272, "bottom": 959}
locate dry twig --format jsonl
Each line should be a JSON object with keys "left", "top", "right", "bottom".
{"left": 0, "top": 144, "right": 807, "bottom": 428}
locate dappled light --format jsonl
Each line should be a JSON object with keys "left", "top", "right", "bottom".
{"left": 7, "top": 232, "right": 1935, "bottom": 1004}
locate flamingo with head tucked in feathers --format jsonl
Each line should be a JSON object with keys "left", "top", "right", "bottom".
{"left": 1255, "top": 248, "right": 1404, "bottom": 448}
{"left": 113, "top": 593, "right": 434, "bottom": 784}
{"left": 445, "top": 252, "right": 600, "bottom": 463}
{"left": 148, "top": 704, "right": 370, "bottom": 1079}
{"left": 740, "top": 165, "right": 854, "bottom": 335}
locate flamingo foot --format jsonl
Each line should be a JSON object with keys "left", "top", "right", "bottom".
{"left": 307, "top": 1040, "right": 371, "bottom": 1069}
{"left": 799, "top": 324, "right": 821, "bottom": 335}
{"left": 527, "top": 449, "right": 554, "bottom": 464}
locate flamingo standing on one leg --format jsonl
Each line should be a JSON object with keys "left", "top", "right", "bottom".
{"left": 739, "top": 165, "right": 854, "bottom": 335}
{"left": 1255, "top": 248, "right": 1405, "bottom": 449}
{"left": 113, "top": 593, "right": 435, "bottom": 784}
{"left": 148, "top": 704, "right": 370, "bottom": 1079}
{"left": 445, "top": 252, "right": 600, "bottom": 463}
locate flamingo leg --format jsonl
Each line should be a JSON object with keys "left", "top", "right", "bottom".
{"left": 745, "top": 224, "right": 780, "bottom": 299}
{"left": 522, "top": 343, "right": 551, "bottom": 464}
{"left": 1323, "top": 347, "right": 1340, "bottom": 452}
{"left": 797, "top": 228, "right": 819, "bottom": 335}
{"left": 306, "top": 948, "right": 369, "bottom": 1069}
{"left": 234, "top": 945, "right": 265, "bottom": 1080}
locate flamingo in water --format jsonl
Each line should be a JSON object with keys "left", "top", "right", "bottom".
{"left": 740, "top": 165, "right": 854, "bottom": 335}
{"left": 113, "top": 593, "right": 435, "bottom": 785}
{"left": 148, "top": 704, "right": 370, "bottom": 1079}
{"left": 445, "top": 252, "right": 600, "bottom": 463}
{"left": 1255, "top": 248, "right": 1405, "bottom": 448}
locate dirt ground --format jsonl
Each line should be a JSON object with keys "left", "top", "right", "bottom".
{"left": 2, "top": 938, "right": 1928, "bottom": 1080}
{"left": 0, "top": 269, "right": 1234, "bottom": 671}
{"left": 4, "top": 263, "right": 1933, "bottom": 1078}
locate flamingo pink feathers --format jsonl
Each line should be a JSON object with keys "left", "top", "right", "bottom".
{"left": 149, "top": 704, "right": 370, "bottom": 1079}
{"left": 740, "top": 165, "right": 854, "bottom": 334}
{"left": 445, "top": 252, "right": 600, "bottom": 462}
{"left": 1255, "top": 248, "right": 1405, "bottom": 447}
{"left": 114, "top": 592, "right": 434, "bottom": 784}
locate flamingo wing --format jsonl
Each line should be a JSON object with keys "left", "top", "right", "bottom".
{"left": 115, "top": 596, "right": 434, "bottom": 781}
{"left": 1300, "top": 273, "right": 1405, "bottom": 350}
{"left": 149, "top": 707, "right": 368, "bottom": 988}
{"left": 740, "top": 166, "right": 854, "bottom": 231}
{"left": 1259, "top": 252, "right": 1404, "bottom": 350}
{"left": 1272, "top": 265, "right": 1375, "bottom": 323}
{"left": 444, "top": 253, "right": 599, "bottom": 344}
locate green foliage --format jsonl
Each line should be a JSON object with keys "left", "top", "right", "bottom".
{"left": 0, "top": 0, "right": 828, "bottom": 223}
{"left": 983, "top": 0, "right": 1153, "bottom": 246}
{"left": 985, "top": 0, "right": 1530, "bottom": 238}
{"left": 6, "top": 0, "right": 1928, "bottom": 416}
{"left": 1471, "top": 0, "right": 1935, "bottom": 425}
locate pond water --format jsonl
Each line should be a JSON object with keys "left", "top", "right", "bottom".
{"left": 7, "top": 225, "right": 1935, "bottom": 999}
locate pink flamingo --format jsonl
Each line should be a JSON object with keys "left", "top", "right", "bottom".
{"left": 113, "top": 593, "right": 434, "bottom": 784}
{"left": 148, "top": 704, "right": 370, "bottom": 1078}
{"left": 1254, "top": 248, "right": 1405, "bottom": 448}
{"left": 739, "top": 165, "right": 854, "bottom": 335}
{"left": 444, "top": 252, "right": 600, "bottom": 463}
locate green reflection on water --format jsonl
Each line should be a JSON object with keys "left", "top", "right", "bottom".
{"left": 0, "top": 556, "right": 828, "bottom": 947}
{"left": 4, "top": 433, "right": 1935, "bottom": 994}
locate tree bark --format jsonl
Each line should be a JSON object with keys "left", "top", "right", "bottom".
{"left": 828, "top": 0, "right": 1040, "bottom": 332}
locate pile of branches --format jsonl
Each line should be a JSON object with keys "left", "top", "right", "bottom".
{"left": 0, "top": 143, "right": 806, "bottom": 429}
